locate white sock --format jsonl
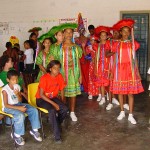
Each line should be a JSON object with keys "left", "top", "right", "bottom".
{"left": 70, "top": 112, "right": 74, "bottom": 114}
{"left": 14, "top": 133, "right": 20, "bottom": 138}
{"left": 129, "top": 113, "right": 133, "bottom": 117}
{"left": 33, "top": 129, "right": 38, "bottom": 132}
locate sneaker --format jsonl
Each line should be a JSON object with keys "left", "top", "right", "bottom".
{"left": 30, "top": 130, "right": 42, "bottom": 142}
{"left": 88, "top": 95, "right": 93, "bottom": 100}
{"left": 11, "top": 133, "right": 25, "bottom": 146}
{"left": 112, "top": 98, "right": 120, "bottom": 105}
{"left": 99, "top": 97, "right": 106, "bottom": 105}
{"left": 123, "top": 104, "right": 129, "bottom": 110}
{"left": 117, "top": 111, "right": 125, "bottom": 120}
{"left": 55, "top": 139, "right": 62, "bottom": 144}
{"left": 106, "top": 103, "right": 113, "bottom": 111}
{"left": 106, "top": 93, "right": 109, "bottom": 101}
{"left": 70, "top": 112, "right": 77, "bottom": 122}
{"left": 128, "top": 114, "right": 137, "bottom": 125}
{"left": 97, "top": 94, "right": 102, "bottom": 101}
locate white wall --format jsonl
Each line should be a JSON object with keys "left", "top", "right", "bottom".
{"left": 0, "top": 0, "right": 150, "bottom": 55}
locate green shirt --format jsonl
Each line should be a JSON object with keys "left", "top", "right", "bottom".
{"left": 0, "top": 69, "right": 24, "bottom": 88}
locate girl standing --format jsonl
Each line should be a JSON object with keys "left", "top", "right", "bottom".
{"left": 36, "top": 38, "right": 53, "bottom": 81}
{"left": 111, "top": 19, "right": 144, "bottom": 124}
{"left": 93, "top": 26, "right": 110, "bottom": 105}
{"left": 86, "top": 35, "right": 99, "bottom": 99}
{"left": 50, "top": 23, "right": 82, "bottom": 122}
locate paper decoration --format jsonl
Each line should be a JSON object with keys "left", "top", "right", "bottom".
{"left": 0, "top": 22, "right": 9, "bottom": 35}
{"left": 9, "top": 36, "right": 19, "bottom": 46}
{"left": 59, "top": 18, "right": 88, "bottom": 30}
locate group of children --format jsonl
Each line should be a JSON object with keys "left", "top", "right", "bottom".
{"left": 0, "top": 18, "right": 144, "bottom": 146}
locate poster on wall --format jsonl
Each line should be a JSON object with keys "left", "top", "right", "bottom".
{"left": 0, "top": 22, "right": 9, "bottom": 35}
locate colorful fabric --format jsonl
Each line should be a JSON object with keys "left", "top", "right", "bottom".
{"left": 50, "top": 43, "right": 82, "bottom": 97}
{"left": 110, "top": 40, "right": 144, "bottom": 94}
{"left": 86, "top": 43, "right": 99, "bottom": 96}
{"left": 36, "top": 50, "right": 51, "bottom": 81}
{"left": 75, "top": 37, "right": 89, "bottom": 93}
{"left": 93, "top": 43, "right": 110, "bottom": 87}
{"left": 36, "top": 73, "right": 65, "bottom": 99}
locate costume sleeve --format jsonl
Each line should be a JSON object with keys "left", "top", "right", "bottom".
{"left": 50, "top": 44, "right": 59, "bottom": 60}
{"left": 134, "top": 40, "right": 140, "bottom": 51}
{"left": 105, "top": 40, "right": 111, "bottom": 51}
{"left": 76, "top": 45, "right": 83, "bottom": 59}
{"left": 36, "top": 51, "right": 43, "bottom": 65}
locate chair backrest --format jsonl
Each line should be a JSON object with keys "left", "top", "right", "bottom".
{"left": 0, "top": 87, "right": 2, "bottom": 111}
{"left": 28, "top": 83, "right": 39, "bottom": 107}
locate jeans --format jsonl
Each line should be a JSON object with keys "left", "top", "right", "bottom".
{"left": 4, "top": 102, "right": 41, "bottom": 135}
{"left": 36, "top": 98, "right": 68, "bottom": 140}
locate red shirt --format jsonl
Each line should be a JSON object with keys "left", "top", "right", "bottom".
{"left": 36, "top": 73, "right": 66, "bottom": 99}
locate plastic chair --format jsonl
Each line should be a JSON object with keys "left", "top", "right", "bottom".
{"left": 28, "top": 83, "right": 48, "bottom": 138}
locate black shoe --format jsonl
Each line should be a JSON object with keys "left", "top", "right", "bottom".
{"left": 55, "top": 139, "right": 62, "bottom": 144}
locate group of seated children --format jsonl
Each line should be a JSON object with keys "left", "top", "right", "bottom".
{"left": 1, "top": 60, "right": 68, "bottom": 145}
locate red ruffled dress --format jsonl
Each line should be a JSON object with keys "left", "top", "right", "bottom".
{"left": 93, "top": 43, "right": 110, "bottom": 87}
{"left": 110, "top": 40, "right": 144, "bottom": 94}
{"left": 86, "top": 44, "right": 99, "bottom": 96}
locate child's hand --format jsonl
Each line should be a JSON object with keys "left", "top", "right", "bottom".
{"left": 53, "top": 103, "right": 60, "bottom": 111}
{"left": 18, "top": 106, "right": 27, "bottom": 112}
{"left": 13, "top": 89, "right": 20, "bottom": 96}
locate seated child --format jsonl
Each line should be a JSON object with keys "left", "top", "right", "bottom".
{"left": 36, "top": 60, "right": 68, "bottom": 143}
{"left": 2, "top": 70, "right": 42, "bottom": 146}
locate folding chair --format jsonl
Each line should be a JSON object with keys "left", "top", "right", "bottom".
{"left": 28, "top": 83, "right": 48, "bottom": 139}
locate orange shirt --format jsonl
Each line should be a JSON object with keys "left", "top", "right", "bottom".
{"left": 36, "top": 73, "right": 66, "bottom": 99}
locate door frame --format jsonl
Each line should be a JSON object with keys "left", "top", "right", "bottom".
{"left": 120, "top": 10, "right": 150, "bottom": 81}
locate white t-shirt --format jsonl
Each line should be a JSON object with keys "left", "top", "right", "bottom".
{"left": 2, "top": 84, "right": 21, "bottom": 111}
{"left": 24, "top": 48, "right": 34, "bottom": 64}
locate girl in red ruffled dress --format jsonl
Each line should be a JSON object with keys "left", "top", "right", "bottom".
{"left": 86, "top": 36, "right": 99, "bottom": 99}
{"left": 110, "top": 19, "right": 144, "bottom": 124}
{"left": 93, "top": 26, "right": 110, "bottom": 105}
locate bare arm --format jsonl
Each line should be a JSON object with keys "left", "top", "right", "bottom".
{"left": 105, "top": 50, "right": 115, "bottom": 58}
{"left": 38, "top": 65, "right": 47, "bottom": 74}
{"left": 39, "top": 88, "right": 60, "bottom": 111}
{"left": 2, "top": 90, "right": 26, "bottom": 112}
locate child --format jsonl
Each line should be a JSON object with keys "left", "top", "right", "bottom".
{"left": 93, "top": 26, "right": 110, "bottom": 105}
{"left": 36, "top": 60, "right": 68, "bottom": 143}
{"left": 50, "top": 23, "right": 82, "bottom": 122}
{"left": 23, "top": 40, "right": 34, "bottom": 73}
{"left": 88, "top": 25, "right": 95, "bottom": 38}
{"left": 36, "top": 38, "right": 53, "bottom": 81}
{"left": 3, "top": 42, "right": 18, "bottom": 69}
{"left": 2, "top": 70, "right": 42, "bottom": 145}
{"left": 110, "top": 19, "right": 144, "bottom": 124}
{"left": 86, "top": 35, "right": 99, "bottom": 99}
{"left": 105, "top": 27, "right": 120, "bottom": 110}
{"left": 0, "top": 55, "right": 27, "bottom": 100}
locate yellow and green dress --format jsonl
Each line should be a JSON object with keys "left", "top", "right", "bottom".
{"left": 36, "top": 50, "right": 51, "bottom": 82}
{"left": 50, "top": 43, "right": 82, "bottom": 97}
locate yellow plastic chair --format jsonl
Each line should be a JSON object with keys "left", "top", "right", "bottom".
{"left": 28, "top": 83, "right": 48, "bottom": 138}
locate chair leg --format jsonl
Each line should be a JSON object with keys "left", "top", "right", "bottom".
{"left": 39, "top": 111, "right": 46, "bottom": 139}
{"left": 25, "top": 116, "right": 28, "bottom": 131}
